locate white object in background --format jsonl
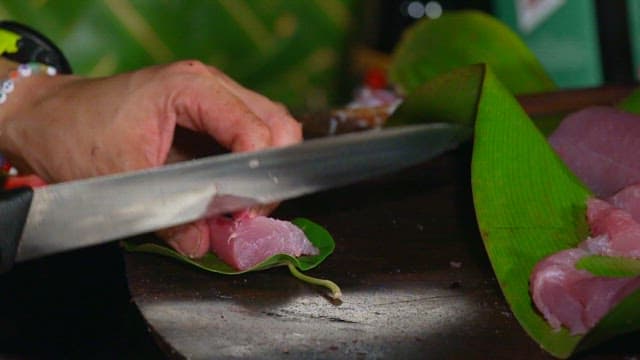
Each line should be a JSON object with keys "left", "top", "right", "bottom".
{"left": 516, "top": 0, "right": 566, "bottom": 33}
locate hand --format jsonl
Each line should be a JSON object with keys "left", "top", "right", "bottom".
{"left": 0, "top": 60, "right": 302, "bottom": 257}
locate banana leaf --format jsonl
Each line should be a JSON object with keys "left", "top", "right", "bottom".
{"left": 390, "top": 63, "right": 640, "bottom": 358}
{"left": 389, "top": 10, "right": 556, "bottom": 96}
{"left": 618, "top": 88, "right": 640, "bottom": 115}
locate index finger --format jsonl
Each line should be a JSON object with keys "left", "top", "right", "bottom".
{"left": 166, "top": 61, "right": 273, "bottom": 152}
{"left": 206, "top": 66, "right": 303, "bottom": 146}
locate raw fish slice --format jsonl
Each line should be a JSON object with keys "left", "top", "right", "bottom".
{"left": 579, "top": 234, "right": 611, "bottom": 254}
{"left": 530, "top": 248, "right": 640, "bottom": 335}
{"left": 530, "top": 248, "right": 591, "bottom": 334}
{"left": 585, "top": 198, "right": 640, "bottom": 257}
{"left": 209, "top": 214, "right": 319, "bottom": 271}
{"left": 548, "top": 106, "right": 640, "bottom": 198}
{"left": 532, "top": 197, "right": 640, "bottom": 334}
{"left": 571, "top": 274, "right": 640, "bottom": 331}
{"left": 608, "top": 183, "right": 640, "bottom": 222}
{"left": 532, "top": 106, "right": 640, "bottom": 335}
{"left": 586, "top": 197, "right": 615, "bottom": 229}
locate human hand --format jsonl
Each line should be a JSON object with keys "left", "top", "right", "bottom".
{"left": 0, "top": 60, "right": 302, "bottom": 257}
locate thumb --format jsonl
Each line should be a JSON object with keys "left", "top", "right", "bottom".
{"left": 157, "top": 220, "right": 210, "bottom": 258}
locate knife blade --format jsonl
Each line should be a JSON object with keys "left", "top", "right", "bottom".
{"left": 0, "top": 123, "right": 470, "bottom": 269}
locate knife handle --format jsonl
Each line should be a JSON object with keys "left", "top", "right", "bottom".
{"left": 0, "top": 187, "right": 33, "bottom": 272}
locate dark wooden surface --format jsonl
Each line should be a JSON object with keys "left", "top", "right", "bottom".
{"left": 124, "top": 147, "right": 640, "bottom": 359}
{"left": 517, "top": 85, "right": 635, "bottom": 117}
{"left": 0, "top": 242, "right": 164, "bottom": 359}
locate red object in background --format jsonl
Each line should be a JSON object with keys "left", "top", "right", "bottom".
{"left": 0, "top": 157, "right": 49, "bottom": 190}
{"left": 364, "top": 68, "right": 388, "bottom": 89}
{"left": 4, "top": 174, "right": 47, "bottom": 190}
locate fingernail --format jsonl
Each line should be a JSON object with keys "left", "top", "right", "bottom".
{"left": 168, "top": 224, "right": 203, "bottom": 258}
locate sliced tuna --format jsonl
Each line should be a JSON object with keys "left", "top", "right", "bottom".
{"left": 532, "top": 106, "right": 640, "bottom": 334}
{"left": 531, "top": 197, "right": 640, "bottom": 334}
{"left": 531, "top": 247, "right": 640, "bottom": 335}
{"left": 530, "top": 248, "right": 592, "bottom": 334}
{"left": 548, "top": 106, "right": 640, "bottom": 198}
{"left": 584, "top": 198, "right": 640, "bottom": 258}
{"left": 608, "top": 183, "right": 640, "bottom": 222}
{"left": 208, "top": 213, "right": 319, "bottom": 271}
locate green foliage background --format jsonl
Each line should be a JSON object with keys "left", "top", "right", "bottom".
{"left": 0, "top": 0, "right": 356, "bottom": 111}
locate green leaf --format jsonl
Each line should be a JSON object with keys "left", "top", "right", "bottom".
{"left": 387, "top": 63, "right": 483, "bottom": 128}
{"left": 400, "top": 63, "right": 640, "bottom": 358}
{"left": 469, "top": 64, "right": 587, "bottom": 357}
{"left": 124, "top": 218, "right": 334, "bottom": 274}
{"left": 1, "top": 0, "right": 356, "bottom": 109}
{"left": 577, "top": 255, "right": 640, "bottom": 277}
{"left": 617, "top": 88, "right": 640, "bottom": 115}
{"left": 389, "top": 10, "right": 556, "bottom": 96}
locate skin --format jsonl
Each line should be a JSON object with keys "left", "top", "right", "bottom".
{"left": 0, "top": 58, "right": 302, "bottom": 258}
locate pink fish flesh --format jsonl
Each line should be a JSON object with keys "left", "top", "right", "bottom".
{"left": 548, "top": 106, "right": 640, "bottom": 198}
{"left": 530, "top": 248, "right": 640, "bottom": 335}
{"left": 608, "top": 183, "right": 640, "bottom": 222}
{"left": 530, "top": 198, "right": 640, "bottom": 334}
{"left": 532, "top": 107, "right": 640, "bottom": 334}
{"left": 583, "top": 198, "right": 640, "bottom": 257}
{"left": 209, "top": 214, "right": 319, "bottom": 271}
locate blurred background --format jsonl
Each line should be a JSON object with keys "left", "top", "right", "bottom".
{"left": 0, "top": 0, "right": 638, "bottom": 112}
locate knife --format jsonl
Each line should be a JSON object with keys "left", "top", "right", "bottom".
{"left": 0, "top": 123, "right": 470, "bottom": 270}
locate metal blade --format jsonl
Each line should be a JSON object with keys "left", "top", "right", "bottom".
{"left": 16, "top": 123, "right": 470, "bottom": 262}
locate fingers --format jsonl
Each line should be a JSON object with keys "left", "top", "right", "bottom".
{"left": 158, "top": 61, "right": 301, "bottom": 153}
{"left": 258, "top": 104, "right": 303, "bottom": 147}
{"left": 157, "top": 220, "right": 211, "bottom": 258}
{"left": 206, "top": 66, "right": 303, "bottom": 146}
{"left": 164, "top": 61, "right": 272, "bottom": 153}
{"left": 174, "top": 84, "right": 272, "bottom": 153}
{"left": 152, "top": 61, "right": 304, "bottom": 259}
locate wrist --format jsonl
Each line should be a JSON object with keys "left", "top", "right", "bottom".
{"left": 0, "top": 22, "right": 72, "bottom": 177}
{"left": 0, "top": 59, "right": 61, "bottom": 121}
{"left": 0, "top": 65, "right": 78, "bottom": 170}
